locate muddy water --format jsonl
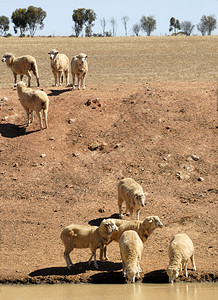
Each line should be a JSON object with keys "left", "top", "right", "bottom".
{"left": 1, "top": 283, "right": 217, "bottom": 300}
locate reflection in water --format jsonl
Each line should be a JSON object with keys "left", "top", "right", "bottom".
{"left": 1, "top": 283, "right": 218, "bottom": 300}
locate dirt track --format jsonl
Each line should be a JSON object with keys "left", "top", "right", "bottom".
{"left": 0, "top": 81, "right": 217, "bottom": 284}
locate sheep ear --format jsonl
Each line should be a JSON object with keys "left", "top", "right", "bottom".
{"left": 148, "top": 219, "right": 153, "bottom": 223}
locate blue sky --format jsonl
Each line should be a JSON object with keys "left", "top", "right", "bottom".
{"left": 1, "top": 0, "right": 218, "bottom": 36}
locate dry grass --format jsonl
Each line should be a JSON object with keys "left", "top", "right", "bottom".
{"left": 0, "top": 36, "right": 217, "bottom": 88}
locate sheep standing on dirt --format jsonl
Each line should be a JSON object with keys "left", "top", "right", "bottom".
{"left": 48, "top": 49, "right": 69, "bottom": 86}
{"left": 16, "top": 81, "right": 49, "bottom": 130}
{"left": 119, "top": 230, "right": 143, "bottom": 283}
{"left": 167, "top": 233, "right": 196, "bottom": 283}
{"left": 100, "top": 216, "right": 163, "bottom": 261}
{"left": 60, "top": 219, "right": 118, "bottom": 269}
{"left": 2, "top": 53, "right": 40, "bottom": 87}
{"left": 71, "top": 53, "right": 88, "bottom": 90}
{"left": 118, "top": 178, "right": 146, "bottom": 220}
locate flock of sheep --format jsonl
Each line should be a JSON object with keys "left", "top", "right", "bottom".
{"left": 1, "top": 50, "right": 88, "bottom": 129}
{"left": 61, "top": 178, "right": 196, "bottom": 283}
{"left": 1, "top": 52, "right": 197, "bottom": 284}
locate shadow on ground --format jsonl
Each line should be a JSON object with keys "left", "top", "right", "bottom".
{"left": 48, "top": 88, "right": 72, "bottom": 96}
{"left": 0, "top": 123, "right": 39, "bottom": 138}
{"left": 29, "top": 261, "right": 122, "bottom": 277}
{"left": 88, "top": 214, "right": 120, "bottom": 226}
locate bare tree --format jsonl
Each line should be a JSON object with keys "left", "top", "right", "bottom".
{"left": 181, "top": 21, "right": 195, "bottom": 36}
{"left": 121, "top": 16, "right": 129, "bottom": 36}
{"left": 110, "top": 17, "right": 117, "bottom": 36}
{"left": 132, "top": 23, "right": 140, "bottom": 36}
{"left": 100, "top": 18, "right": 106, "bottom": 36}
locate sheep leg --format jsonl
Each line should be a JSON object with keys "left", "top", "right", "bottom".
{"left": 136, "top": 209, "right": 140, "bottom": 221}
{"left": 88, "top": 251, "right": 99, "bottom": 269}
{"left": 26, "top": 71, "right": 32, "bottom": 87}
{"left": 184, "top": 261, "right": 188, "bottom": 277}
{"left": 53, "top": 72, "right": 58, "bottom": 86}
{"left": 43, "top": 109, "right": 48, "bottom": 129}
{"left": 13, "top": 72, "right": 17, "bottom": 86}
{"left": 100, "top": 246, "right": 109, "bottom": 261}
{"left": 65, "top": 71, "right": 69, "bottom": 86}
{"left": 58, "top": 72, "right": 62, "bottom": 86}
{"left": 30, "top": 110, "right": 34, "bottom": 123}
{"left": 77, "top": 77, "right": 80, "bottom": 90}
{"left": 64, "top": 251, "right": 74, "bottom": 270}
{"left": 190, "top": 254, "right": 196, "bottom": 271}
{"left": 36, "top": 110, "right": 43, "bottom": 130}
{"left": 118, "top": 196, "right": 123, "bottom": 219}
{"left": 20, "top": 75, "right": 23, "bottom": 81}
{"left": 72, "top": 74, "right": 76, "bottom": 90}
{"left": 32, "top": 68, "right": 40, "bottom": 87}
{"left": 81, "top": 74, "right": 86, "bottom": 90}
{"left": 23, "top": 107, "right": 30, "bottom": 125}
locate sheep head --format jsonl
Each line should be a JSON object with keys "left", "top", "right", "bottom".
{"left": 48, "top": 49, "right": 59, "bottom": 60}
{"left": 166, "top": 267, "right": 179, "bottom": 283}
{"left": 2, "top": 53, "right": 14, "bottom": 66}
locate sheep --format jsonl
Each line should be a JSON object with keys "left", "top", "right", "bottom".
{"left": 118, "top": 178, "right": 146, "bottom": 220}
{"left": 48, "top": 49, "right": 69, "bottom": 86}
{"left": 119, "top": 230, "right": 143, "bottom": 283}
{"left": 16, "top": 81, "right": 49, "bottom": 130}
{"left": 167, "top": 233, "right": 196, "bottom": 283}
{"left": 100, "top": 215, "right": 163, "bottom": 261}
{"left": 2, "top": 52, "right": 40, "bottom": 87}
{"left": 71, "top": 53, "right": 88, "bottom": 90}
{"left": 60, "top": 219, "right": 118, "bottom": 269}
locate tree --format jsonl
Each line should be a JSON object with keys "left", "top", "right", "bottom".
{"left": 169, "top": 17, "right": 181, "bottom": 34}
{"left": 140, "top": 15, "right": 156, "bottom": 36}
{"left": 100, "top": 18, "right": 106, "bottom": 36}
{"left": 132, "top": 23, "right": 140, "bottom": 36}
{"left": 11, "top": 8, "right": 27, "bottom": 36}
{"left": 0, "top": 16, "right": 9, "bottom": 36}
{"left": 84, "top": 9, "right": 96, "bottom": 37}
{"left": 26, "top": 6, "right": 46, "bottom": 37}
{"left": 121, "top": 16, "right": 129, "bottom": 36}
{"left": 181, "top": 21, "right": 195, "bottom": 36}
{"left": 72, "top": 8, "right": 96, "bottom": 37}
{"left": 110, "top": 17, "right": 117, "bottom": 36}
{"left": 197, "top": 15, "right": 217, "bottom": 35}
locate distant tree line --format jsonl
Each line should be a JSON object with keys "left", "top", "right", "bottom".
{"left": 0, "top": 6, "right": 217, "bottom": 37}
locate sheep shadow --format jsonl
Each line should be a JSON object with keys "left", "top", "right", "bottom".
{"left": 88, "top": 213, "right": 120, "bottom": 226}
{"left": 142, "top": 269, "right": 169, "bottom": 283}
{"left": 29, "top": 261, "right": 122, "bottom": 277}
{"left": 48, "top": 87, "right": 72, "bottom": 96}
{"left": 90, "top": 271, "right": 126, "bottom": 284}
{"left": 0, "top": 123, "right": 39, "bottom": 138}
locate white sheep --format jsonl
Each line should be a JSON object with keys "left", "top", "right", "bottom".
{"left": 71, "top": 53, "right": 88, "bottom": 90}
{"left": 48, "top": 49, "right": 69, "bottom": 86}
{"left": 118, "top": 178, "right": 146, "bottom": 220}
{"left": 2, "top": 52, "right": 40, "bottom": 87}
{"left": 16, "top": 81, "right": 49, "bottom": 130}
{"left": 167, "top": 233, "right": 196, "bottom": 283}
{"left": 60, "top": 219, "right": 118, "bottom": 269}
{"left": 119, "top": 230, "right": 143, "bottom": 283}
{"left": 100, "top": 216, "right": 163, "bottom": 261}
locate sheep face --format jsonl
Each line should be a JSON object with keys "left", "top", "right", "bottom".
{"left": 126, "top": 268, "right": 136, "bottom": 283}
{"left": 101, "top": 219, "right": 118, "bottom": 234}
{"left": 76, "top": 54, "right": 87, "bottom": 68}
{"left": 2, "top": 53, "right": 12, "bottom": 64}
{"left": 134, "top": 193, "right": 146, "bottom": 208}
{"left": 48, "top": 49, "right": 58, "bottom": 60}
{"left": 16, "top": 81, "right": 27, "bottom": 91}
{"left": 143, "top": 216, "right": 163, "bottom": 229}
{"left": 166, "top": 268, "right": 179, "bottom": 283}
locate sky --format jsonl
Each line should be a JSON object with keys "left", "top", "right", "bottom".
{"left": 1, "top": 0, "right": 218, "bottom": 36}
